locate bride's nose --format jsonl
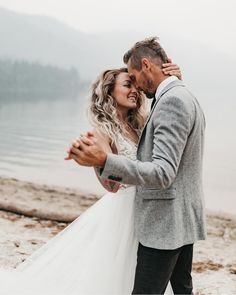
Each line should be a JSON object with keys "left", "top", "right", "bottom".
{"left": 130, "top": 84, "right": 138, "bottom": 93}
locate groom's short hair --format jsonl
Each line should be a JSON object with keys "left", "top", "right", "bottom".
{"left": 123, "top": 37, "right": 168, "bottom": 71}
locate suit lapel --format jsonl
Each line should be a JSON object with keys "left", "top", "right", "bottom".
{"left": 137, "top": 80, "right": 185, "bottom": 147}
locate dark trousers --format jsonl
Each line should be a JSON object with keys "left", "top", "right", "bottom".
{"left": 132, "top": 243, "right": 194, "bottom": 295}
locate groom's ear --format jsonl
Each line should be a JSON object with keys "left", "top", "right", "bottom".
{"left": 141, "top": 58, "right": 151, "bottom": 72}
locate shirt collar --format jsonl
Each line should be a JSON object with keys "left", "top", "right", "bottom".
{"left": 155, "top": 76, "right": 178, "bottom": 99}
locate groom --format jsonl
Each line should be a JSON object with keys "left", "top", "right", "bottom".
{"left": 69, "top": 37, "right": 206, "bottom": 294}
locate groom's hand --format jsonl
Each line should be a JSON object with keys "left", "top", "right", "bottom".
{"left": 65, "top": 131, "right": 95, "bottom": 161}
{"left": 66, "top": 132, "right": 108, "bottom": 167}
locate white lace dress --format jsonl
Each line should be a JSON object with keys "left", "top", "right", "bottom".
{"left": 0, "top": 135, "right": 139, "bottom": 294}
{"left": 0, "top": 134, "right": 172, "bottom": 295}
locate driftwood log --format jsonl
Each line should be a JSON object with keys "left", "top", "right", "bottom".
{"left": 0, "top": 177, "right": 100, "bottom": 222}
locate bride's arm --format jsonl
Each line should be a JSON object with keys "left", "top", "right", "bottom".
{"left": 94, "top": 167, "right": 120, "bottom": 193}
{"left": 65, "top": 130, "right": 120, "bottom": 193}
{"left": 92, "top": 129, "right": 120, "bottom": 193}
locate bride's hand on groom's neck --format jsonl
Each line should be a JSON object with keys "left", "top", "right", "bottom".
{"left": 162, "top": 57, "right": 182, "bottom": 80}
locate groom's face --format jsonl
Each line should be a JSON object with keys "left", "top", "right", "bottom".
{"left": 127, "top": 59, "right": 157, "bottom": 99}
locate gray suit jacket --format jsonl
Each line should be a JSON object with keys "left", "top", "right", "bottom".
{"left": 101, "top": 80, "right": 207, "bottom": 250}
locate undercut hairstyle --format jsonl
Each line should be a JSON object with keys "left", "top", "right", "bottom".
{"left": 123, "top": 37, "right": 168, "bottom": 70}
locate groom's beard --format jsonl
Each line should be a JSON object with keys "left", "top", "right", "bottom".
{"left": 143, "top": 79, "right": 156, "bottom": 99}
{"left": 145, "top": 91, "right": 156, "bottom": 99}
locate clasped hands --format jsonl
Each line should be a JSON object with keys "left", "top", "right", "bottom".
{"left": 65, "top": 131, "right": 108, "bottom": 167}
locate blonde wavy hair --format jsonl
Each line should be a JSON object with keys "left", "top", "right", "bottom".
{"left": 88, "top": 68, "right": 147, "bottom": 145}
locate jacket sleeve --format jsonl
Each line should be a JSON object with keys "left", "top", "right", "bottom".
{"left": 101, "top": 95, "right": 193, "bottom": 189}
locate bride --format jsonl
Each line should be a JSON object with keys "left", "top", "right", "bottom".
{"left": 0, "top": 63, "right": 181, "bottom": 294}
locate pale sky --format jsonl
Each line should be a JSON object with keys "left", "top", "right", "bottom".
{"left": 0, "top": 0, "right": 235, "bottom": 59}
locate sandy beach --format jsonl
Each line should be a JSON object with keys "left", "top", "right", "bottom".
{"left": 0, "top": 176, "right": 235, "bottom": 294}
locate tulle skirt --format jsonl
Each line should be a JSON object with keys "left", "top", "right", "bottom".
{"left": 0, "top": 186, "right": 139, "bottom": 294}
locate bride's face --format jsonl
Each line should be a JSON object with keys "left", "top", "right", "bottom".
{"left": 112, "top": 72, "right": 139, "bottom": 111}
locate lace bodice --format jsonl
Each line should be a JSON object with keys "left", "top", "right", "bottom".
{"left": 116, "top": 134, "right": 138, "bottom": 189}
{"left": 116, "top": 133, "right": 138, "bottom": 161}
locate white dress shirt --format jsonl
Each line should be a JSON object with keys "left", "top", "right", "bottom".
{"left": 155, "top": 75, "right": 178, "bottom": 99}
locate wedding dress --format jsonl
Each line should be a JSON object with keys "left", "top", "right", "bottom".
{"left": 0, "top": 134, "right": 172, "bottom": 295}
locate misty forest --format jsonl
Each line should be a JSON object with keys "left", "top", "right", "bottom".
{"left": 0, "top": 59, "right": 80, "bottom": 97}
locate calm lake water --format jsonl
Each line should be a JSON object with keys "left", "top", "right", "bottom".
{"left": 0, "top": 92, "right": 235, "bottom": 215}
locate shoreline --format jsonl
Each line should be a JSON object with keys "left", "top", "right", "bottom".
{"left": 1, "top": 175, "right": 235, "bottom": 221}
{"left": 0, "top": 176, "right": 235, "bottom": 294}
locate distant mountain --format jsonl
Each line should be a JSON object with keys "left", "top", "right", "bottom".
{"left": 0, "top": 7, "right": 128, "bottom": 79}
{"left": 0, "top": 8, "right": 87, "bottom": 75}
{"left": 0, "top": 6, "right": 235, "bottom": 98}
